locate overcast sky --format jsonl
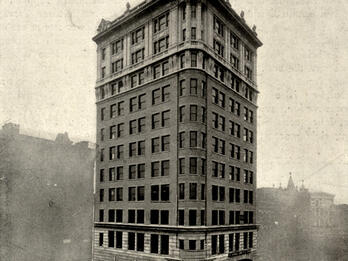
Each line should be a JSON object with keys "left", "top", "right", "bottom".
{"left": 1, "top": 0, "right": 348, "bottom": 203}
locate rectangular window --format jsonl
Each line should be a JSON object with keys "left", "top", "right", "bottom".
{"left": 128, "top": 232, "right": 135, "bottom": 250}
{"left": 106, "top": 210, "right": 113, "bottom": 224}
{"left": 117, "top": 167, "right": 123, "bottom": 181}
{"left": 162, "top": 135, "right": 170, "bottom": 151}
{"left": 190, "top": 79, "right": 198, "bottom": 95}
{"left": 179, "top": 183, "right": 185, "bottom": 199}
{"left": 151, "top": 185, "right": 159, "bottom": 201}
{"left": 116, "top": 209, "right": 123, "bottom": 222}
{"left": 154, "top": 12, "right": 169, "bottom": 33}
{"left": 179, "top": 79, "right": 186, "bottom": 96}
{"left": 162, "top": 85, "right": 170, "bottom": 102}
{"left": 138, "top": 186, "right": 145, "bottom": 201}
{"left": 179, "top": 106, "right": 185, "bottom": 122}
{"left": 179, "top": 158, "right": 185, "bottom": 174}
{"left": 112, "top": 39, "right": 123, "bottom": 55}
{"left": 128, "top": 187, "right": 136, "bottom": 201}
{"left": 162, "top": 110, "right": 170, "bottom": 127}
{"left": 152, "top": 113, "right": 160, "bottom": 129}
{"left": 191, "top": 52, "right": 197, "bottom": 66}
{"left": 116, "top": 232, "right": 122, "bottom": 248}
{"left": 131, "top": 26, "right": 145, "bottom": 45}
{"left": 116, "top": 188, "right": 123, "bottom": 201}
{"left": 231, "top": 33, "right": 239, "bottom": 49}
{"left": 100, "top": 169, "right": 105, "bottom": 182}
{"left": 189, "top": 183, "right": 197, "bottom": 200}
{"left": 179, "top": 210, "right": 185, "bottom": 225}
{"left": 212, "top": 185, "right": 218, "bottom": 201}
{"left": 243, "top": 232, "right": 248, "bottom": 250}
{"left": 108, "top": 231, "right": 115, "bottom": 247}
{"left": 138, "top": 141, "right": 145, "bottom": 156}
{"left": 191, "top": 27, "right": 196, "bottom": 40}
{"left": 154, "top": 36, "right": 169, "bottom": 54}
{"left": 161, "top": 184, "right": 170, "bottom": 201}
{"left": 179, "top": 132, "right": 185, "bottom": 148}
{"left": 128, "top": 209, "right": 136, "bottom": 223}
{"left": 151, "top": 210, "right": 159, "bottom": 224}
{"left": 129, "top": 143, "right": 136, "bottom": 158}
{"left": 99, "top": 233, "right": 104, "bottom": 247}
{"left": 150, "top": 234, "right": 159, "bottom": 253}
{"left": 249, "top": 232, "right": 253, "bottom": 248}
{"left": 152, "top": 137, "right": 160, "bottom": 153}
{"left": 151, "top": 161, "right": 160, "bottom": 177}
{"left": 211, "top": 235, "right": 217, "bottom": 255}
{"left": 161, "top": 210, "right": 169, "bottom": 225}
{"left": 189, "top": 240, "right": 196, "bottom": 250}
{"left": 235, "top": 233, "right": 240, "bottom": 251}
{"left": 160, "top": 235, "right": 169, "bottom": 255}
{"left": 229, "top": 211, "right": 235, "bottom": 225}
{"left": 161, "top": 160, "right": 170, "bottom": 176}
{"left": 99, "top": 209, "right": 104, "bottom": 222}
{"left": 219, "top": 234, "right": 225, "bottom": 254}
{"left": 214, "top": 16, "right": 224, "bottom": 36}
{"left": 189, "top": 157, "right": 198, "bottom": 174}
{"left": 137, "top": 210, "right": 144, "bottom": 224}
{"left": 153, "top": 64, "right": 161, "bottom": 79}
{"left": 189, "top": 131, "right": 197, "bottom": 147}
{"left": 152, "top": 88, "right": 161, "bottom": 105}
{"left": 137, "top": 233, "right": 145, "bottom": 252}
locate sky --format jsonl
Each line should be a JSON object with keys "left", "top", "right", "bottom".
{"left": 1, "top": 0, "right": 348, "bottom": 203}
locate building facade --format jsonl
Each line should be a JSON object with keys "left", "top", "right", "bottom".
{"left": 0, "top": 123, "right": 95, "bottom": 261}
{"left": 93, "top": 0, "right": 262, "bottom": 260}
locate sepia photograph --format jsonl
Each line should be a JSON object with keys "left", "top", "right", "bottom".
{"left": 0, "top": 0, "right": 347, "bottom": 260}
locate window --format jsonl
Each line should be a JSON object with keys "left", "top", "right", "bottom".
{"left": 117, "top": 145, "right": 124, "bottom": 159}
{"left": 235, "top": 233, "right": 240, "bottom": 251}
{"left": 152, "top": 113, "right": 160, "bottom": 129}
{"left": 201, "top": 158, "right": 206, "bottom": 176}
{"left": 116, "top": 187, "right": 123, "bottom": 201}
{"left": 219, "top": 234, "right": 225, "bottom": 254}
{"left": 179, "top": 79, "right": 186, "bottom": 96}
{"left": 152, "top": 89, "right": 161, "bottom": 105}
{"left": 99, "top": 233, "right": 104, "bottom": 247}
{"left": 128, "top": 209, "right": 136, "bottom": 223}
{"left": 153, "top": 36, "right": 169, "bottom": 54}
{"left": 111, "top": 59, "right": 123, "bottom": 73}
{"left": 162, "top": 61, "right": 169, "bottom": 75}
{"left": 151, "top": 185, "right": 159, "bottom": 201}
{"left": 212, "top": 185, "right": 218, "bottom": 201}
{"left": 154, "top": 12, "right": 169, "bottom": 33}
{"left": 109, "top": 188, "right": 115, "bottom": 201}
{"left": 212, "top": 161, "right": 218, "bottom": 178}
{"left": 110, "top": 125, "right": 116, "bottom": 139}
{"left": 231, "top": 33, "right": 239, "bottom": 49}
{"left": 213, "top": 39, "right": 224, "bottom": 57}
{"left": 179, "top": 183, "right": 185, "bottom": 199}
{"left": 150, "top": 234, "right": 159, "bottom": 253}
{"left": 201, "top": 210, "right": 205, "bottom": 225}
{"left": 111, "top": 82, "right": 117, "bottom": 95}
{"left": 151, "top": 210, "right": 159, "bottom": 224}
{"left": 179, "top": 240, "right": 184, "bottom": 249}
{"left": 214, "top": 16, "right": 224, "bottom": 36}
{"left": 243, "top": 232, "right": 248, "bottom": 250}
{"left": 162, "top": 85, "right": 170, "bottom": 102}
{"left": 244, "top": 190, "right": 248, "bottom": 204}
{"left": 153, "top": 64, "right": 161, "bottom": 79}
{"left": 129, "top": 143, "right": 136, "bottom": 157}
{"left": 99, "top": 209, "right": 104, "bottom": 222}
{"left": 200, "top": 239, "right": 205, "bottom": 250}
{"left": 191, "top": 51, "right": 197, "bottom": 66}
{"left": 131, "top": 48, "right": 145, "bottom": 64}
{"left": 151, "top": 162, "right": 160, "bottom": 177}
{"left": 182, "top": 29, "right": 186, "bottom": 41}
{"left": 189, "top": 183, "right": 197, "bottom": 200}
{"left": 179, "top": 106, "right": 185, "bottom": 122}
{"left": 190, "top": 79, "right": 198, "bottom": 95}
{"left": 201, "top": 107, "right": 206, "bottom": 123}
{"left": 229, "top": 188, "right": 235, "bottom": 203}
{"left": 116, "top": 209, "right": 123, "bottom": 222}
{"left": 138, "top": 186, "right": 145, "bottom": 200}
{"left": 219, "top": 187, "right": 225, "bottom": 202}
{"left": 162, "top": 135, "right": 170, "bottom": 151}
{"left": 138, "top": 141, "right": 145, "bottom": 156}
{"left": 117, "top": 167, "right": 123, "bottom": 181}
{"left": 231, "top": 55, "right": 239, "bottom": 70}
{"left": 152, "top": 137, "right": 160, "bottom": 153}
{"left": 189, "top": 131, "right": 197, "bottom": 147}
{"left": 160, "top": 235, "right": 169, "bottom": 255}
{"left": 161, "top": 184, "right": 170, "bottom": 201}
{"left": 100, "top": 148, "right": 105, "bottom": 162}
{"left": 128, "top": 187, "right": 136, "bottom": 201}
{"left": 161, "top": 210, "right": 169, "bottom": 225}
{"left": 179, "top": 210, "right": 185, "bottom": 225}
{"left": 162, "top": 110, "right": 170, "bottom": 127}
{"left": 211, "top": 235, "right": 217, "bottom": 255}
{"left": 101, "top": 48, "right": 106, "bottom": 60}
{"left": 201, "top": 184, "right": 206, "bottom": 200}
{"left": 111, "top": 39, "right": 123, "bottom": 55}
{"left": 245, "top": 47, "right": 252, "bottom": 61}
{"left": 137, "top": 233, "right": 145, "bottom": 252}
{"left": 189, "top": 240, "right": 196, "bottom": 250}
{"left": 99, "top": 169, "right": 105, "bottom": 182}
{"left": 191, "top": 3, "right": 196, "bottom": 18}
{"left": 189, "top": 157, "right": 197, "bottom": 174}
{"left": 109, "top": 168, "right": 115, "bottom": 181}
{"left": 179, "top": 132, "right": 185, "bottom": 148}
{"left": 128, "top": 232, "right": 135, "bottom": 250}
{"left": 117, "top": 101, "right": 124, "bottom": 116}
{"left": 249, "top": 232, "right": 253, "bottom": 248}
{"left": 229, "top": 211, "right": 235, "bottom": 225}
{"left": 180, "top": 53, "right": 185, "bottom": 68}
{"left": 109, "top": 146, "right": 116, "bottom": 160}
{"left": 116, "top": 232, "right": 122, "bottom": 248}
{"left": 101, "top": 67, "right": 106, "bottom": 78}
{"left": 179, "top": 158, "right": 185, "bottom": 174}
{"left": 101, "top": 108, "right": 106, "bottom": 121}
{"left": 130, "top": 97, "right": 137, "bottom": 113}
{"left": 161, "top": 160, "right": 170, "bottom": 176}
{"left": 182, "top": 3, "right": 186, "bottom": 20}
{"left": 137, "top": 209, "right": 144, "bottom": 223}
{"left": 100, "top": 87, "right": 105, "bottom": 99}
{"left": 131, "top": 26, "right": 145, "bottom": 45}
{"left": 245, "top": 66, "right": 253, "bottom": 80}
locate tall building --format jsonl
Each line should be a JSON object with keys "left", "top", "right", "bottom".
{"left": 0, "top": 123, "right": 95, "bottom": 261}
{"left": 93, "top": 0, "right": 262, "bottom": 260}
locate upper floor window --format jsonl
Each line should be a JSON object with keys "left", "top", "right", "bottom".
{"left": 191, "top": 27, "right": 197, "bottom": 40}
{"left": 132, "top": 26, "right": 145, "bottom": 45}
{"left": 131, "top": 48, "right": 145, "bottom": 65}
{"left": 111, "top": 59, "right": 123, "bottom": 73}
{"left": 112, "top": 39, "right": 123, "bottom": 55}
{"left": 231, "top": 55, "right": 239, "bottom": 70}
{"left": 154, "top": 36, "right": 169, "bottom": 54}
{"left": 101, "top": 67, "right": 106, "bottom": 78}
{"left": 213, "top": 39, "right": 224, "bottom": 57}
{"left": 213, "top": 16, "right": 224, "bottom": 37}
{"left": 245, "top": 48, "right": 252, "bottom": 62}
{"left": 245, "top": 66, "right": 253, "bottom": 80}
{"left": 154, "top": 12, "right": 169, "bottom": 33}
{"left": 231, "top": 33, "right": 239, "bottom": 50}
{"left": 101, "top": 48, "right": 106, "bottom": 60}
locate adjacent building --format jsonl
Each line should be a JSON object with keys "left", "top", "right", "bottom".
{"left": 0, "top": 123, "right": 95, "bottom": 261}
{"left": 93, "top": 0, "right": 262, "bottom": 260}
